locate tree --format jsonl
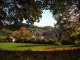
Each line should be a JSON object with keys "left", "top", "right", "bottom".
{"left": 0, "top": 0, "right": 80, "bottom": 27}
{"left": 19, "top": 26, "right": 27, "bottom": 42}
{"left": 54, "top": 4, "right": 80, "bottom": 43}
{"left": 0, "top": 0, "right": 43, "bottom": 27}
{"left": 0, "top": 0, "right": 80, "bottom": 43}
{"left": 20, "top": 26, "right": 27, "bottom": 37}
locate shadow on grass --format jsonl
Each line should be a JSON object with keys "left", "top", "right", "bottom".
{"left": 0, "top": 48, "right": 80, "bottom": 60}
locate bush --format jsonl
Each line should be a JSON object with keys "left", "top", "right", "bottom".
{"left": 53, "top": 37, "right": 58, "bottom": 44}
{"left": 74, "top": 40, "right": 78, "bottom": 45}
{"left": 36, "top": 38, "right": 43, "bottom": 44}
{"left": 74, "top": 40, "right": 80, "bottom": 45}
{"left": 43, "top": 38, "right": 49, "bottom": 44}
{"left": 0, "top": 35, "right": 7, "bottom": 42}
{"left": 15, "top": 31, "right": 33, "bottom": 43}
{"left": 61, "top": 40, "right": 71, "bottom": 45}
{"left": 30, "top": 38, "right": 37, "bottom": 43}
{"left": 48, "top": 39, "right": 54, "bottom": 44}
{"left": 24, "top": 33, "right": 32, "bottom": 41}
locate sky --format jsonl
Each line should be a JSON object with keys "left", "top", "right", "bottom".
{"left": 34, "top": 10, "right": 57, "bottom": 27}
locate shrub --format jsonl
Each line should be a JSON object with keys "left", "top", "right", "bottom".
{"left": 74, "top": 40, "right": 80, "bottom": 45}
{"left": 25, "top": 33, "right": 32, "bottom": 41}
{"left": 31, "top": 38, "right": 37, "bottom": 43}
{"left": 0, "top": 35, "right": 7, "bottom": 42}
{"left": 43, "top": 38, "right": 49, "bottom": 44}
{"left": 53, "top": 37, "right": 58, "bottom": 44}
{"left": 74, "top": 40, "right": 79, "bottom": 45}
{"left": 36, "top": 38, "right": 43, "bottom": 44}
{"left": 61, "top": 40, "right": 71, "bottom": 45}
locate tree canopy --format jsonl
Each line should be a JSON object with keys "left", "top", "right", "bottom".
{"left": 0, "top": 0, "right": 80, "bottom": 28}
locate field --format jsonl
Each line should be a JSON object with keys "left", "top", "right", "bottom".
{"left": 0, "top": 42, "right": 79, "bottom": 51}
{"left": 0, "top": 42, "right": 80, "bottom": 60}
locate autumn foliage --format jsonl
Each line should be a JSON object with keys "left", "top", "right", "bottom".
{"left": 19, "top": 26, "right": 27, "bottom": 39}
{"left": 20, "top": 26, "right": 27, "bottom": 34}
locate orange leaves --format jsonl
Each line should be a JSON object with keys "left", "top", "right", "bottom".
{"left": 20, "top": 26, "right": 27, "bottom": 32}
{"left": 20, "top": 26, "right": 27, "bottom": 36}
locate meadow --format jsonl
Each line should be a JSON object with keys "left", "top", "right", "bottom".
{"left": 0, "top": 42, "right": 79, "bottom": 51}
{"left": 0, "top": 42, "right": 80, "bottom": 60}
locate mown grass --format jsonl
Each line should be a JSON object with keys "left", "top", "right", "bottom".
{"left": 0, "top": 42, "right": 78, "bottom": 51}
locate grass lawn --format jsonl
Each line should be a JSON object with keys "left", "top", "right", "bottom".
{"left": 0, "top": 42, "right": 79, "bottom": 51}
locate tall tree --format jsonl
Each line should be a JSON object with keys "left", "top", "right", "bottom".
{"left": 0, "top": 0, "right": 80, "bottom": 28}
{"left": 0, "top": 0, "right": 43, "bottom": 27}
{"left": 53, "top": 1, "right": 80, "bottom": 42}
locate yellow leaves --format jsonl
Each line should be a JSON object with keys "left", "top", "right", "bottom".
{"left": 70, "top": 27, "right": 80, "bottom": 37}
{"left": 77, "top": 27, "right": 80, "bottom": 31}
{"left": 75, "top": 27, "right": 80, "bottom": 35}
